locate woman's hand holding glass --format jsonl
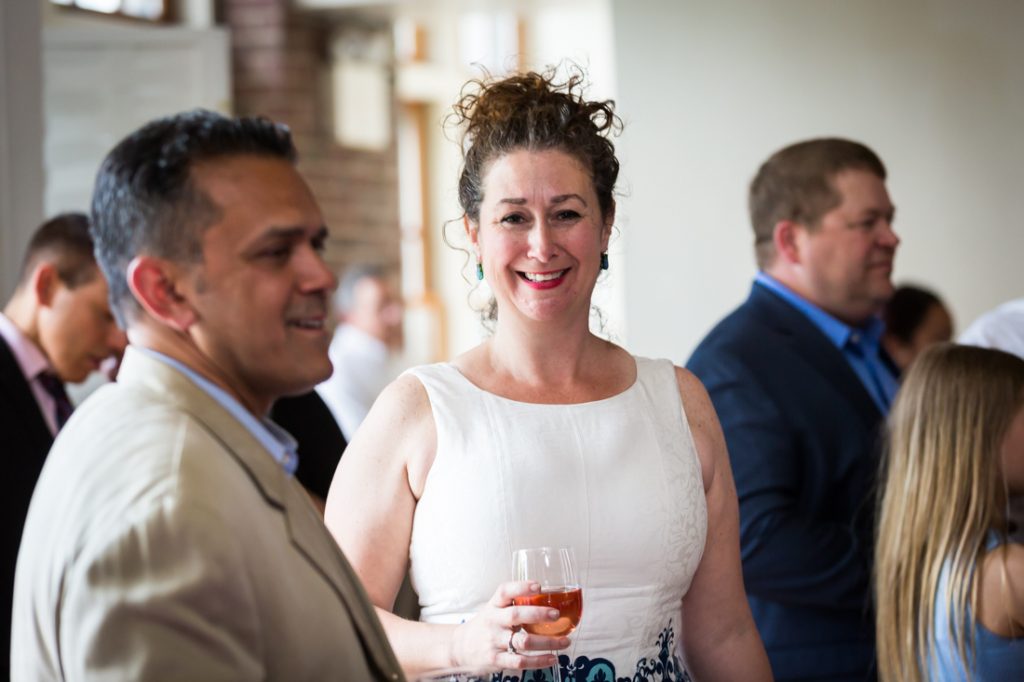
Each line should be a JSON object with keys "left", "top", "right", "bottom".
{"left": 449, "top": 581, "right": 570, "bottom": 672}
{"left": 510, "top": 547, "right": 581, "bottom": 682}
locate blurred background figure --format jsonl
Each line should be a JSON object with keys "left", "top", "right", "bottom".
{"left": 317, "top": 264, "right": 404, "bottom": 440}
{"left": 959, "top": 297, "right": 1024, "bottom": 529}
{"left": 959, "top": 298, "right": 1024, "bottom": 359}
{"left": 270, "top": 390, "right": 347, "bottom": 515}
{"left": 881, "top": 283, "right": 954, "bottom": 372}
{"left": 1, "top": 212, "right": 125, "bottom": 677}
{"left": 688, "top": 138, "right": 899, "bottom": 682}
{"left": 875, "top": 344, "right": 1024, "bottom": 681}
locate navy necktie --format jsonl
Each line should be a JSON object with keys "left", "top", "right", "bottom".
{"left": 847, "top": 336, "right": 892, "bottom": 413}
{"left": 37, "top": 371, "right": 74, "bottom": 429}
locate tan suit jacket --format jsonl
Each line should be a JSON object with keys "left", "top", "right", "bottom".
{"left": 12, "top": 347, "right": 404, "bottom": 681}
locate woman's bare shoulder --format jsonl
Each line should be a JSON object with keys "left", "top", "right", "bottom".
{"left": 337, "top": 371, "right": 438, "bottom": 495}
{"left": 673, "top": 366, "right": 717, "bottom": 429}
{"left": 374, "top": 371, "right": 435, "bottom": 425}
{"left": 673, "top": 365, "right": 721, "bottom": 493}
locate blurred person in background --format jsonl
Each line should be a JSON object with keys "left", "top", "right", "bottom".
{"left": 317, "top": 264, "right": 404, "bottom": 440}
{"left": 688, "top": 137, "right": 901, "bottom": 681}
{"left": 881, "top": 283, "right": 953, "bottom": 372}
{"left": 875, "top": 343, "right": 1024, "bottom": 681}
{"left": 960, "top": 297, "right": 1024, "bottom": 359}
{"left": 959, "top": 296, "right": 1024, "bottom": 532}
{"left": 1, "top": 212, "right": 126, "bottom": 674}
{"left": 270, "top": 390, "right": 347, "bottom": 514}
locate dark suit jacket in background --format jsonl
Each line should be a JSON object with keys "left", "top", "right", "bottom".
{"left": 1, "top": 335, "right": 54, "bottom": 675}
{"left": 687, "top": 283, "right": 885, "bottom": 682}
{"left": 270, "top": 390, "right": 423, "bottom": 622}
{"left": 271, "top": 390, "right": 348, "bottom": 500}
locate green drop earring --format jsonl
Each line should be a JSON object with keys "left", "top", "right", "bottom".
{"left": 476, "top": 262, "right": 484, "bottom": 281}
{"left": 600, "top": 252, "right": 609, "bottom": 271}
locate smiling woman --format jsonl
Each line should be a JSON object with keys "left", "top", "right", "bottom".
{"left": 325, "top": 67, "right": 772, "bottom": 682}
{"left": 450, "top": 70, "right": 620, "bottom": 329}
{"left": 469, "top": 148, "right": 609, "bottom": 327}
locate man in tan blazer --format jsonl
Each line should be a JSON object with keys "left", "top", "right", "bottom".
{"left": 11, "top": 110, "right": 405, "bottom": 681}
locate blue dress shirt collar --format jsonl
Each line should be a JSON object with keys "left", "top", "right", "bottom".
{"left": 138, "top": 348, "right": 299, "bottom": 475}
{"left": 754, "top": 272, "right": 897, "bottom": 413}
{"left": 754, "top": 272, "right": 885, "bottom": 348}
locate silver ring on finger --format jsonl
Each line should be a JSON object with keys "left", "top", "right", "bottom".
{"left": 507, "top": 629, "right": 518, "bottom": 654}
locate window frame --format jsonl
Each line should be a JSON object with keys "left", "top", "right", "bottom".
{"left": 49, "top": 0, "right": 170, "bottom": 24}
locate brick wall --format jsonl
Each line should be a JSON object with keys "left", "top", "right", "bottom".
{"left": 222, "top": 0, "right": 401, "bottom": 277}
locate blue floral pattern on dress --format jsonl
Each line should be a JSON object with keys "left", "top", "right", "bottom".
{"left": 485, "top": 622, "right": 691, "bottom": 682}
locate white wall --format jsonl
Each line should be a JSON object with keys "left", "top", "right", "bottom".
{"left": 39, "top": 12, "right": 229, "bottom": 400}
{"left": 0, "top": 1, "right": 227, "bottom": 299}
{"left": 613, "top": 0, "right": 1024, "bottom": 363}
{"left": 43, "top": 25, "right": 230, "bottom": 217}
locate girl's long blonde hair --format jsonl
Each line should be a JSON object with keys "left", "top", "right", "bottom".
{"left": 875, "top": 343, "right": 1024, "bottom": 682}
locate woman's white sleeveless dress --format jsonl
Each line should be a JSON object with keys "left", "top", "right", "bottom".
{"left": 407, "top": 357, "right": 708, "bottom": 681}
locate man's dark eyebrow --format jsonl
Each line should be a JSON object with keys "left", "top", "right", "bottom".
{"left": 257, "top": 225, "right": 328, "bottom": 240}
{"left": 257, "top": 226, "right": 306, "bottom": 241}
{"left": 245, "top": 225, "right": 328, "bottom": 254}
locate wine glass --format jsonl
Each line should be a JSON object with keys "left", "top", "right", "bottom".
{"left": 511, "top": 547, "right": 582, "bottom": 682}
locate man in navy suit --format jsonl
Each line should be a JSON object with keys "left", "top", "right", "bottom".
{"left": 688, "top": 139, "right": 900, "bottom": 681}
{"left": 1, "top": 212, "right": 126, "bottom": 673}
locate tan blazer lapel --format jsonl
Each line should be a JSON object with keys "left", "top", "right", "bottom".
{"left": 118, "top": 348, "right": 287, "bottom": 507}
{"left": 118, "top": 348, "right": 402, "bottom": 680}
{"left": 281, "top": 483, "right": 403, "bottom": 680}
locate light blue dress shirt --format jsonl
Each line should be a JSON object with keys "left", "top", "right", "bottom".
{"left": 754, "top": 272, "right": 899, "bottom": 413}
{"left": 140, "top": 348, "right": 299, "bottom": 475}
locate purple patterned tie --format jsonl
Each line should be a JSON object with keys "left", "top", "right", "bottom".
{"left": 37, "top": 371, "right": 74, "bottom": 429}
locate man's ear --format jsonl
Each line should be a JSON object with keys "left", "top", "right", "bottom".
{"left": 772, "top": 219, "right": 806, "bottom": 266}
{"left": 126, "top": 256, "right": 197, "bottom": 332}
{"left": 32, "top": 262, "right": 60, "bottom": 308}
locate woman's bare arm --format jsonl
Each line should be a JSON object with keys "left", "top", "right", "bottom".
{"left": 324, "top": 373, "right": 565, "bottom": 676}
{"left": 675, "top": 367, "right": 773, "bottom": 681}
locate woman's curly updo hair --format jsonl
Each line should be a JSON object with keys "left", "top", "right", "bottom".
{"left": 450, "top": 66, "right": 622, "bottom": 224}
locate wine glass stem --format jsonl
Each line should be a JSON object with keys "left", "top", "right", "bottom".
{"left": 550, "top": 653, "right": 562, "bottom": 682}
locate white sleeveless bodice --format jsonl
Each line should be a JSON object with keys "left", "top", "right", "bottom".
{"left": 407, "top": 357, "right": 707, "bottom": 681}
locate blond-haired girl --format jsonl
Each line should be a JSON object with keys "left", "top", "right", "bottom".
{"left": 876, "top": 343, "right": 1024, "bottom": 680}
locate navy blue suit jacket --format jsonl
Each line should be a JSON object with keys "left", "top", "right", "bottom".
{"left": 687, "top": 283, "right": 885, "bottom": 682}
{"left": 1, "top": 335, "right": 55, "bottom": 675}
